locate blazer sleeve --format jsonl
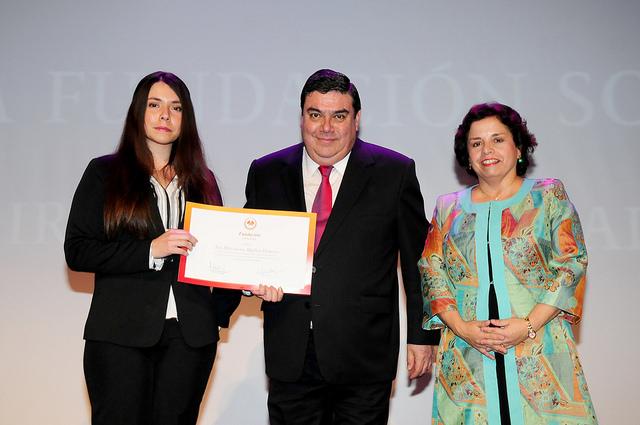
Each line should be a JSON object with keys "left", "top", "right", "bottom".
{"left": 212, "top": 287, "right": 242, "bottom": 328}
{"left": 244, "top": 159, "right": 257, "bottom": 209}
{"left": 64, "top": 158, "right": 153, "bottom": 275}
{"left": 397, "top": 159, "right": 440, "bottom": 345}
{"left": 539, "top": 179, "right": 588, "bottom": 324}
{"left": 419, "top": 196, "right": 458, "bottom": 329}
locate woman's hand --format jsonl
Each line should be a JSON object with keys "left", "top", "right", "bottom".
{"left": 151, "top": 229, "right": 197, "bottom": 258}
{"left": 483, "top": 304, "right": 561, "bottom": 350}
{"left": 456, "top": 319, "right": 507, "bottom": 359}
{"left": 438, "top": 310, "right": 506, "bottom": 359}
{"left": 482, "top": 318, "right": 529, "bottom": 350}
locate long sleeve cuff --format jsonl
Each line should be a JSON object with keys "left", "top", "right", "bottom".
{"left": 149, "top": 244, "right": 164, "bottom": 271}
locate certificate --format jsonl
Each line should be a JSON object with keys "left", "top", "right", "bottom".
{"left": 178, "top": 202, "right": 316, "bottom": 295}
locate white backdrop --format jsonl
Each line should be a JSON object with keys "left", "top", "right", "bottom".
{"left": 1, "top": 1, "right": 639, "bottom": 424}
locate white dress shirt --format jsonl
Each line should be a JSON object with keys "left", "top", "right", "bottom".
{"left": 302, "top": 148, "right": 350, "bottom": 211}
{"left": 148, "top": 175, "right": 185, "bottom": 320}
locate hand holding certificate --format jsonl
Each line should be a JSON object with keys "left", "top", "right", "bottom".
{"left": 178, "top": 202, "right": 316, "bottom": 295}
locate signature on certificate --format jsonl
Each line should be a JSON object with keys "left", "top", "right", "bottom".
{"left": 208, "top": 261, "right": 228, "bottom": 275}
{"left": 257, "top": 266, "right": 284, "bottom": 278}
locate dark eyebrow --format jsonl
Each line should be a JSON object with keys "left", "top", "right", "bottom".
{"left": 468, "top": 132, "right": 506, "bottom": 141}
{"left": 305, "top": 107, "right": 350, "bottom": 115}
{"left": 147, "top": 97, "right": 181, "bottom": 104}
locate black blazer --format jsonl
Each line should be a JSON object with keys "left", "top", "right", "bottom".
{"left": 65, "top": 155, "right": 240, "bottom": 348}
{"left": 245, "top": 140, "right": 438, "bottom": 384}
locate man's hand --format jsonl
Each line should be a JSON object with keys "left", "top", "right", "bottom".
{"left": 251, "top": 284, "right": 284, "bottom": 302}
{"left": 407, "top": 344, "right": 436, "bottom": 379}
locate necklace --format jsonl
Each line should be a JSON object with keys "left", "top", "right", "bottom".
{"left": 476, "top": 179, "right": 522, "bottom": 202}
{"left": 477, "top": 187, "right": 503, "bottom": 201}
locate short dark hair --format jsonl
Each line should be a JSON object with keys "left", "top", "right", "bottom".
{"left": 300, "top": 69, "right": 361, "bottom": 113}
{"left": 454, "top": 102, "right": 537, "bottom": 177}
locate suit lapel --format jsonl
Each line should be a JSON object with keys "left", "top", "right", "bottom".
{"left": 148, "top": 185, "right": 167, "bottom": 235}
{"left": 281, "top": 143, "right": 306, "bottom": 212}
{"left": 315, "top": 139, "right": 374, "bottom": 256}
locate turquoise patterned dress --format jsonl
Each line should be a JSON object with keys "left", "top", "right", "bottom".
{"left": 420, "top": 178, "right": 597, "bottom": 424}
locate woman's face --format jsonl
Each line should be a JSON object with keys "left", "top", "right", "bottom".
{"left": 467, "top": 116, "right": 520, "bottom": 184}
{"left": 144, "top": 81, "right": 183, "bottom": 148}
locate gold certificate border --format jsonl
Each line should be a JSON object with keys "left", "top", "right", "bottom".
{"left": 178, "top": 202, "right": 316, "bottom": 295}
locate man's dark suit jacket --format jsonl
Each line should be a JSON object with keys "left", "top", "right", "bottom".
{"left": 245, "top": 139, "right": 438, "bottom": 384}
{"left": 65, "top": 155, "right": 240, "bottom": 348}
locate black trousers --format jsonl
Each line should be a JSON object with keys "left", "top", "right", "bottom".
{"left": 84, "top": 319, "right": 216, "bottom": 425}
{"left": 489, "top": 284, "right": 511, "bottom": 425}
{"left": 268, "top": 332, "right": 392, "bottom": 425}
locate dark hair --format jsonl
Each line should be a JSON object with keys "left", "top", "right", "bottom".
{"left": 300, "top": 69, "right": 361, "bottom": 113}
{"left": 104, "top": 71, "right": 221, "bottom": 238}
{"left": 454, "top": 102, "right": 537, "bottom": 177}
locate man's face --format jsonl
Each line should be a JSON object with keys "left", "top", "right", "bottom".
{"left": 301, "top": 90, "right": 360, "bottom": 166}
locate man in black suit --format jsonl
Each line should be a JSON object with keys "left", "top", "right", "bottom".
{"left": 245, "top": 69, "right": 438, "bottom": 425}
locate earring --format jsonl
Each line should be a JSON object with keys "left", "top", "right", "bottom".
{"left": 517, "top": 157, "right": 523, "bottom": 164}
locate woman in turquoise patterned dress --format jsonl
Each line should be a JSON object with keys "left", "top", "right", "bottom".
{"left": 420, "top": 103, "right": 597, "bottom": 424}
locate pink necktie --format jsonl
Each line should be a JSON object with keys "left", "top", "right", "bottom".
{"left": 312, "top": 165, "right": 333, "bottom": 252}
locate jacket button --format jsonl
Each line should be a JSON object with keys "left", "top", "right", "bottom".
{"left": 304, "top": 301, "right": 311, "bottom": 309}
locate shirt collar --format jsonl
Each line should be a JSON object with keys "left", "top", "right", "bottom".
{"left": 302, "top": 147, "right": 351, "bottom": 177}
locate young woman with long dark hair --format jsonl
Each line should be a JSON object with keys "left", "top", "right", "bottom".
{"left": 65, "top": 71, "right": 241, "bottom": 425}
